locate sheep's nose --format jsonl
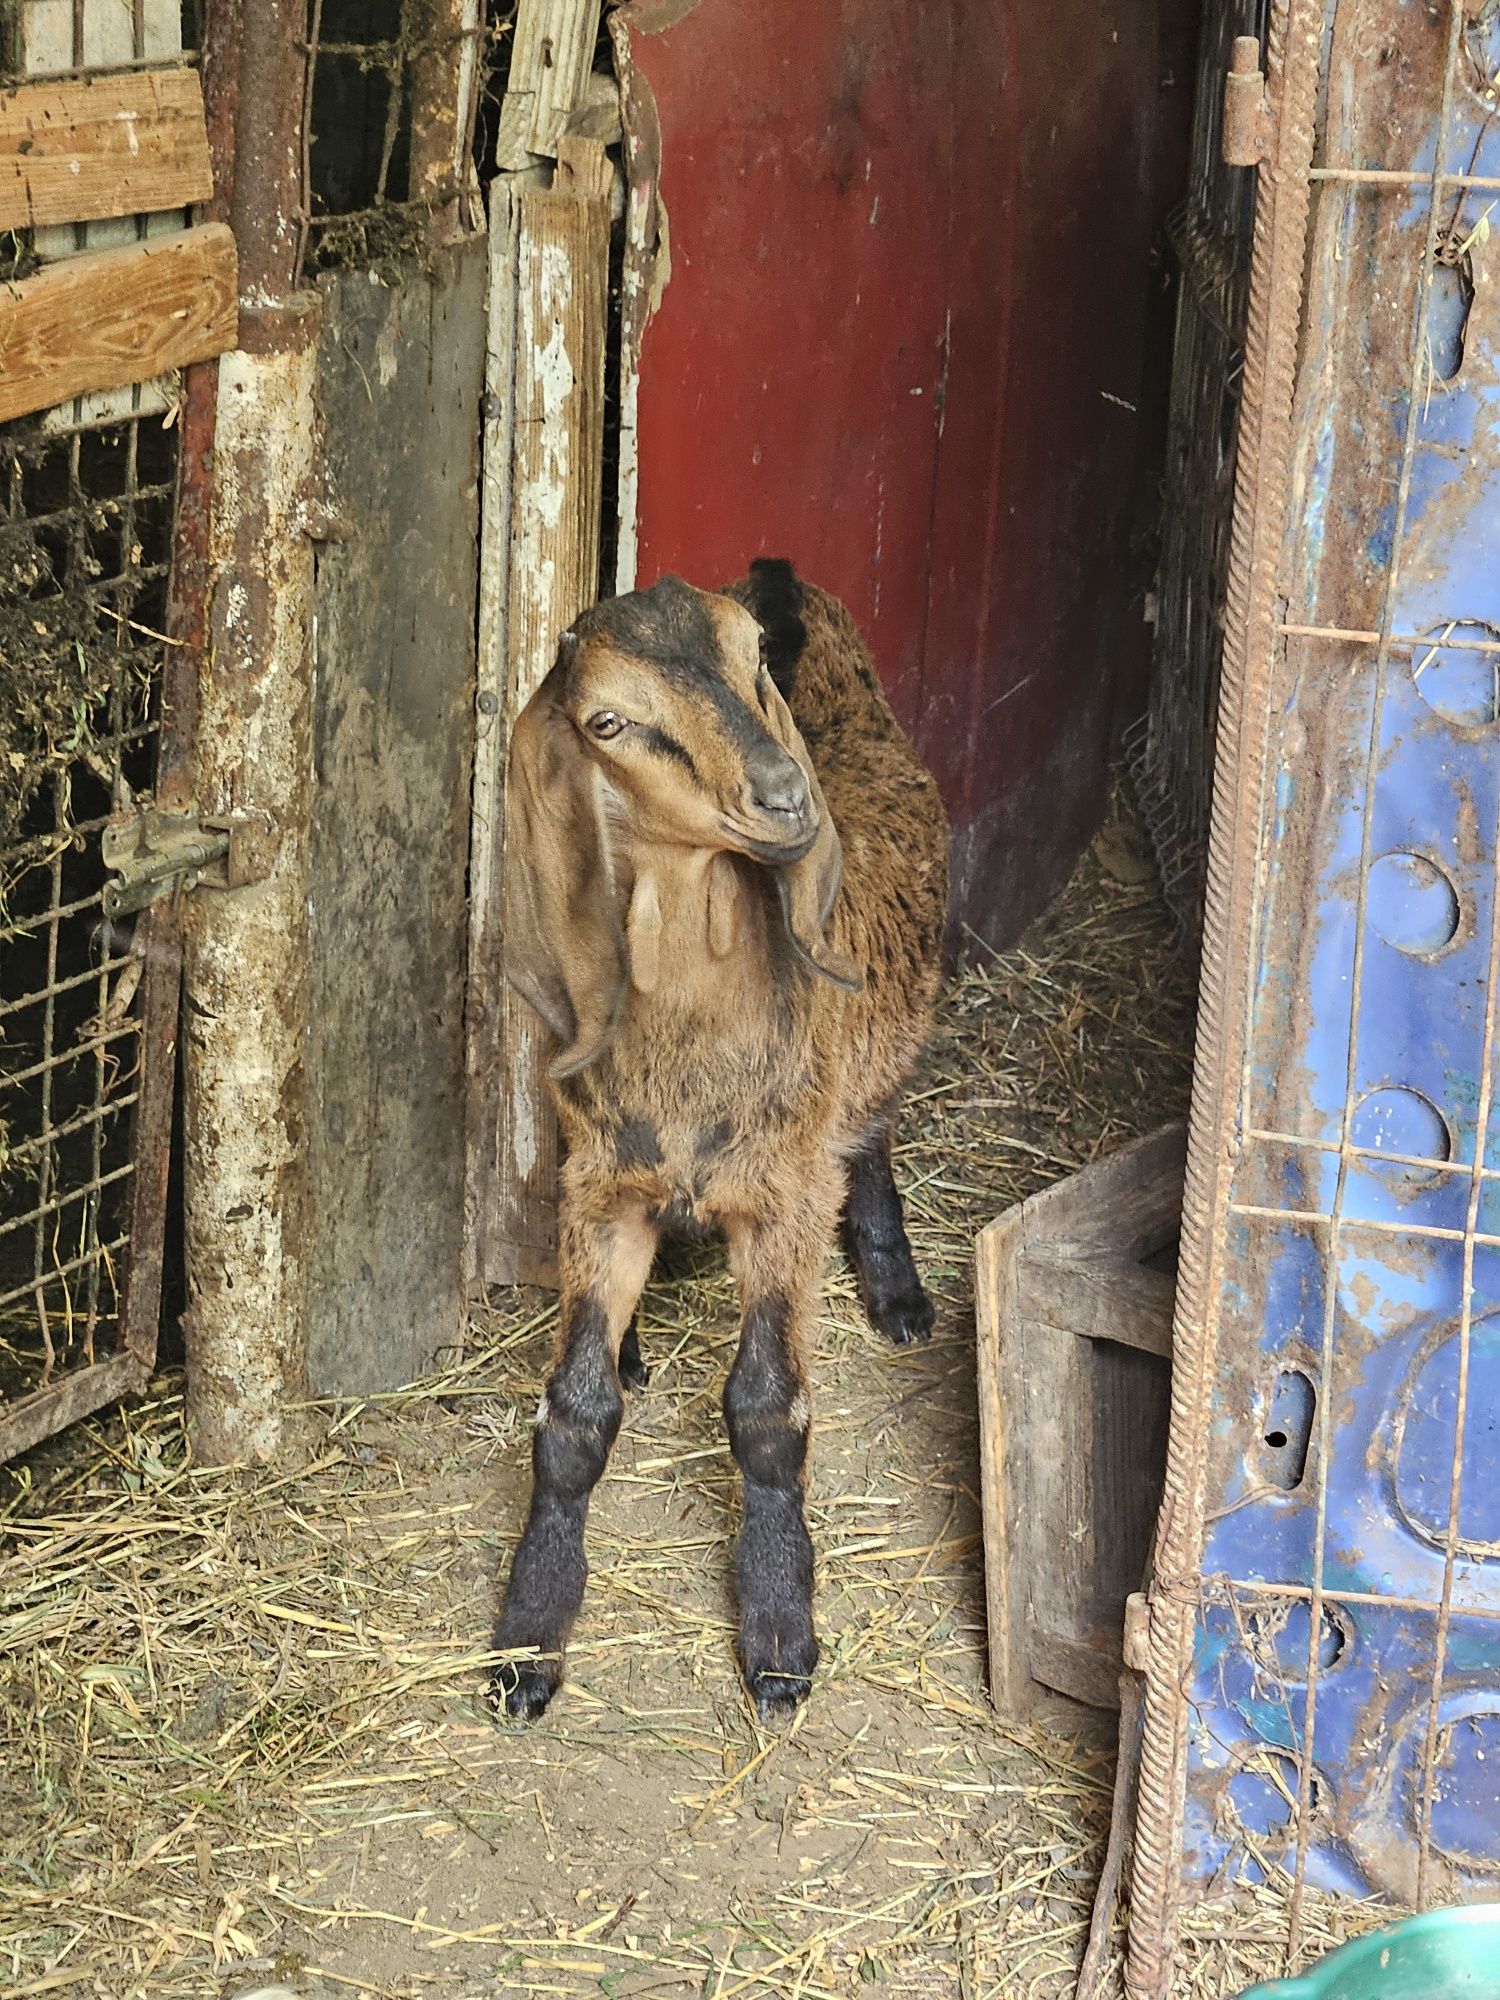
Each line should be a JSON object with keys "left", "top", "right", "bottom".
{"left": 747, "top": 749, "right": 810, "bottom": 820}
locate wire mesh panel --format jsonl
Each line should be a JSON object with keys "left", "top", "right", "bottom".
{"left": 1126, "top": 0, "right": 1269, "bottom": 943}
{"left": 1128, "top": 0, "right": 1500, "bottom": 1989}
{"left": 301, "top": 0, "right": 490, "bottom": 275}
{"left": 0, "top": 9, "right": 196, "bottom": 1460}
{"left": 0, "top": 418, "right": 181, "bottom": 1458}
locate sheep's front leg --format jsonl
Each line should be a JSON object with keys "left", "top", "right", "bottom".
{"left": 490, "top": 1208, "right": 656, "bottom": 1721}
{"left": 724, "top": 1191, "right": 838, "bottom": 1720}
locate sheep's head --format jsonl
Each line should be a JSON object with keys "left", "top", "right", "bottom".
{"left": 503, "top": 574, "right": 859, "bottom": 1078}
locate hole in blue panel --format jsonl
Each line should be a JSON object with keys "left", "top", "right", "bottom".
{"left": 1351, "top": 1087, "right": 1452, "bottom": 1168}
{"left": 1227, "top": 1753, "right": 1321, "bottom": 1839}
{"left": 1261, "top": 1370, "right": 1315, "bottom": 1491}
{"left": 1229, "top": 1758, "right": 1296, "bottom": 1838}
{"left": 1368, "top": 852, "right": 1461, "bottom": 956}
{"left": 1412, "top": 623, "right": 1500, "bottom": 726}
{"left": 1431, "top": 1710, "right": 1500, "bottom": 1867}
{"left": 1247, "top": 1600, "right": 1351, "bottom": 1681}
{"left": 1427, "top": 259, "right": 1474, "bottom": 383}
{"left": 1396, "top": 1319, "right": 1500, "bottom": 1551}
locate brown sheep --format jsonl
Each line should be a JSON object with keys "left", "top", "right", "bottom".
{"left": 490, "top": 559, "right": 948, "bottom": 1722}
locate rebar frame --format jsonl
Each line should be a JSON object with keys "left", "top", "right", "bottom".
{"left": 0, "top": 3, "right": 202, "bottom": 1460}
{"left": 0, "top": 419, "right": 179, "bottom": 1442}
{"left": 296, "top": 0, "right": 487, "bottom": 277}
{"left": 1127, "top": 0, "right": 1269, "bottom": 945}
{"left": 1129, "top": 0, "right": 1500, "bottom": 1988}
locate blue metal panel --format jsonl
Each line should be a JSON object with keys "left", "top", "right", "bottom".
{"left": 1174, "top": 0, "right": 1500, "bottom": 1914}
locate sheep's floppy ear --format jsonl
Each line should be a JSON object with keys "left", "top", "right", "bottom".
{"left": 761, "top": 684, "right": 863, "bottom": 994}
{"left": 502, "top": 673, "right": 627, "bottom": 1079}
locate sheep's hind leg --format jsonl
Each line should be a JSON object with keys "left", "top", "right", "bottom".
{"left": 841, "top": 1119, "right": 934, "bottom": 1346}
{"left": 490, "top": 1209, "right": 656, "bottom": 1722}
{"left": 618, "top": 1317, "right": 649, "bottom": 1390}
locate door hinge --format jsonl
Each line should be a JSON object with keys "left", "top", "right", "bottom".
{"left": 1222, "top": 35, "right": 1271, "bottom": 168}
{"left": 101, "top": 806, "right": 275, "bottom": 919}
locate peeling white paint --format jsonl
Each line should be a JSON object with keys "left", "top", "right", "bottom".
{"left": 184, "top": 335, "right": 320, "bottom": 1466}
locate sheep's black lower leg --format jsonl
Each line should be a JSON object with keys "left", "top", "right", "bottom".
{"left": 618, "top": 1317, "right": 649, "bottom": 1390}
{"left": 490, "top": 1297, "right": 624, "bottom": 1721}
{"left": 723, "top": 1294, "right": 817, "bottom": 1721}
{"left": 841, "top": 1121, "right": 933, "bottom": 1346}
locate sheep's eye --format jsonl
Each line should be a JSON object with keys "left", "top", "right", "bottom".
{"left": 587, "top": 710, "right": 627, "bottom": 740}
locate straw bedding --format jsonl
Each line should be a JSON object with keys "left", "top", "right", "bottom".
{"left": 2, "top": 796, "right": 1207, "bottom": 2000}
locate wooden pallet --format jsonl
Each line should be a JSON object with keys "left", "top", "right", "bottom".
{"left": 975, "top": 1123, "right": 1185, "bottom": 1715}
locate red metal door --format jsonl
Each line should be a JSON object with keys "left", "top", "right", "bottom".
{"left": 622, "top": 0, "right": 1180, "bottom": 943}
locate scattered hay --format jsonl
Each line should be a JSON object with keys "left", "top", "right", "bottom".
{"left": 2, "top": 793, "right": 1203, "bottom": 1999}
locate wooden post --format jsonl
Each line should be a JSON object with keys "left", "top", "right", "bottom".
{"left": 181, "top": 0, "right": 320, "bottom": 1465}
{"left": 466, "top": 92, "right": 613, "bottom": 1290}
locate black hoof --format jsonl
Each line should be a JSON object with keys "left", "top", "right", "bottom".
{"left": 618, "top": 1322, "right": 650, "bottom": 1391}
{"left": 487, "top": 1657, "right": 558, "bottom": 1722}
{"left": 739, "top": 1609, "right": 817, "bottom": 1722}
{"left": 746, "top": 1665, "right": 813, "bottom": 1722}
{"left": 870, "top": 1285, "right": 935, "bottom": 1346}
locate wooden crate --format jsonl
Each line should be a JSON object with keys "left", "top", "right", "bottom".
{"left": 975, "top": 1123, "right": 1185, "bottom": 1715}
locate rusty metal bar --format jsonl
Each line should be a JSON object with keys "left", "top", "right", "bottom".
{"left": 1211, "top": 1578, "right": 1500, "bottom": 1623}
{"left": 1308, "top": 165, "right": 1500, "bottom": 190}
{"left": 1126, "top": 0, "right": 1326, "bottom": 1991}
{"left": 0, "top": 1235, "right": 131, "bottom": 1315}
{"left": 0, "top": 1164, "right": 135, "bottom": 1244}
{"left": 1279, "top": 621, "right": 1500, "bottom": 653}
{"left": 0, "top": 957, "right": 139, "bottom": 1021}
{"left": 1, "top": 1024, "right": 140, "bottom": 1097}
{"left": 2, "top": 1097, "right": 142, "bottom": 1169}
{"left": 1227, "top": 1202, "right": 1500, "bottom": 1247}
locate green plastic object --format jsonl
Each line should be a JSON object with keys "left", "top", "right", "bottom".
{"left": 1236, "top": 1908, "right": 1500, "bottom": 1999}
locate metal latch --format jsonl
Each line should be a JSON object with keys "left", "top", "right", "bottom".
{"left": 101, "top": 806, "right": 275, "bottom": 919}
{"left": 1222, "top": 35, "right": 1271, "bottom": 167}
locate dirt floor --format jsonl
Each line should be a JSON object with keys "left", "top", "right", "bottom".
{"left": 1, "top": 801, "right": 1199, "bottom": 2000}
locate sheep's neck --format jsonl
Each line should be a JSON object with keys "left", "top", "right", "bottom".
{"left": 619, "top": 843, "right": 769, "bottom": 1017}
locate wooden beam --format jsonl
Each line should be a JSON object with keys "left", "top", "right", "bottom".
{"left": 0, "top": 221, "right": 237, "bottom": 426}
{"left": 495, "top": 0, "right": 604, "bottom": 168}
{"left": 467, "top": 150, "right": 611, "bottom": 1291}
{"left": 0, "top": 69, "right": 212, "bottom": 232}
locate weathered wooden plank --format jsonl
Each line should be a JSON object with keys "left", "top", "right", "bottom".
{"left": 476, "top": 156, "right": 611, "bottom": 1291}
{"left": 976, "top": 1123, "right": 1184, "bottom": 1718}
{"left": 306, "top": 237, "right": 487, "bottom": 1395}
{"left": 24, "top": 0, "right": 187, "bottom": 428}
{"left": 975, "top": 1204, "right": 1033, "bottom": 1717}
{"left": 0, "top": 69, "right": 212, "bottom": 232}
{"left": 0, "top": 221, "right": 237, "bottom": 426}
{"left": 465, "top": 182, "right": 523, "bottom": 1298}
{"left": 1016, "top": 1247, "right": 1177, "bottom": 1358}
{"left": 495, "top": 0, "right": 604, "bottom": 168}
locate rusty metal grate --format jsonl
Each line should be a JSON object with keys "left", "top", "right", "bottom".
{"left": 299, "top": 0, "right": 494, "bottom": 276}
{"left": 0, "top": 413, "right": 179, "bottom": 1461}
{"left": 1125, "top": 0, "right": 1500, "bottom": 1991}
